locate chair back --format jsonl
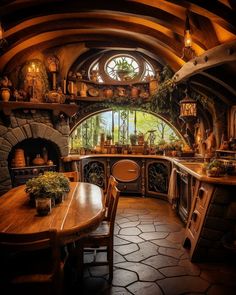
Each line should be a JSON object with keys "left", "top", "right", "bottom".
{"left": 106, "top": 186, "right": 120, "bottom": 235}
{"left": 63, "top": 171, "right": 80, "bottom": 182}
{"left": 105, "top": 175, "right": 118, "bottom": 207}
{"left": 0, "top": 229, "right": 62, "bottom": 293}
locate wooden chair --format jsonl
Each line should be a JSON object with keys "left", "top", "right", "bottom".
{"left": 0, "top": 229, "right": 66, "bottom": 295}
{"left": 76, "top": 185, "right": 120, "bottom": 283}
{"left": 104, "top": 175, "right": 118, "bottom": 220}
{"left": 63, "top": 171, "right": 80, "bottom": 182}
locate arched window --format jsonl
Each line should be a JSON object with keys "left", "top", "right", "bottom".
{"left": 88, "top": 52, "right": 156, "bottom": 83}
{"left": 69, "top": 110, "right": 183, "bottom": 152}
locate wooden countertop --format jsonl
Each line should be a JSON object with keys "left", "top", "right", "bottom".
{"left": 62, "top": 153, "right": 236, "bottom": 185}
{"left": 172, "top": 160, "right": 236, "bottom": 185}
{"left": 62, "top": 153, "right": 171, "bottom": 162}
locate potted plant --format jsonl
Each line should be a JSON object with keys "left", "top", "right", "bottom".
{"left": 115, "top": 60, "right": 135, "bottom": 81}
{"left": 106, "top": 133, "right": 112, "bottom": 145}
{"left": 130, "top": 133, "right": 138, "bottom": 145}
{"left": 205, "top": 159, "right": 225, "bottom": 177}
{"left": 25, "top": 171, "right": 70, "bottom": 215}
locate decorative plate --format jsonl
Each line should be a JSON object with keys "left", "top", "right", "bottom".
{"left": 88, "top": 88, "right": 99, "bottom": 97}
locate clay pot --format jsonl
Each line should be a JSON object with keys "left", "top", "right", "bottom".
{"left": 1, "top": 88, "right": 11, "bottom": 102}
{"left": 32, "top": 154, "right": 45, "bottom": 166}
{"left": 104, "top": 89, "right": 113, "bottom": 98}
{"left": 13, "top": 149, "right": 26, "bottom": 167}
{"left": 131, "top": 86, "right": 139, "bottom": 98}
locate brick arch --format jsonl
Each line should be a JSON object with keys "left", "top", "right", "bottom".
{"left": 0, "top": 122, "right": 69, "bottom": 195}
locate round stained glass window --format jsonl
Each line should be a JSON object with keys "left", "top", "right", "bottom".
{"left": 105, "top": 55, "right": 140, "bottom": 82}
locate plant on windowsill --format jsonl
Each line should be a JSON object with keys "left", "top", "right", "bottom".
{"left": 115, "top": 60, "right": 135, "bottom": 81}
{"left": 25, "top": 171, "right": 70, "bottom": 215}
{"left": 129, "top": 133, "right": 138, "bottom": 145}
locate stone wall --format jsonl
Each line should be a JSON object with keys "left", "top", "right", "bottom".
{"left": 0, "top": 109, "right": 70, "bottom": 195}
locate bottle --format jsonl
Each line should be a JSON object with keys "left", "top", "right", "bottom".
{"left": 42, "top": 147, "right": 48, "bottom": 164}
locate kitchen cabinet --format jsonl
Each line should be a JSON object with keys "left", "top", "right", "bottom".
{"left": 80, "top": 158, "right": 107, "bottom": 190}
{"left": 146, "top": 159, "right": 171, "bottom": 198}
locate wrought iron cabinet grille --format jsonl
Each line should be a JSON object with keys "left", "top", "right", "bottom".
{"left": 145, "top": 159, "right": 171, "bottom": 198}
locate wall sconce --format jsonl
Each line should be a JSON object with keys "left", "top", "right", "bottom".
{"left": 181, "top": 12, "right": 196, "bottom": 60}
{"left": 0, "top": 22, "right": 7, "bottom": 49}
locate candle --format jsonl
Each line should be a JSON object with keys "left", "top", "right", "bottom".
{"left": 63, "top": 78, "right": 66, "bottom": 94}
{"left": 52, "top": 72, "right": 56, "bottom": 90}
{"left": 71, "top": 81, "right": 74, "bottom": 94}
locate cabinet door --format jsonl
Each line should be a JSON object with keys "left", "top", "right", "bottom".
{"left": 82, "top": 159, "right": 106, "bottom": 189}
{"left": 146, "top": 160, "right": 171, "bottom": 197}
{"left": 110, "top": 158, "right": 142, "bottom": 194}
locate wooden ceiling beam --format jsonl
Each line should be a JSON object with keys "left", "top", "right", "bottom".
{"left": 173, "top": 40, "right": 236, "bottom": 83}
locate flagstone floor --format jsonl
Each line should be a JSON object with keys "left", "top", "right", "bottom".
{"left": 79, "top": 196, "right": 236, "bottom": 295}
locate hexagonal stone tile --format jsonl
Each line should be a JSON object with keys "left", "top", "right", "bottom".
{"left": 178, "top": 259, "right": 201, "bottom": 276}
{"left": 126, "top": 215, "right": 139, "bottom": 222}
{"left": 151, "top": 238, "right": 181, "bottom": 249}
{"left": 158, "top": 247, "right": 186, "bottom": 258}
{"left": 115, "top": 243, "right": 139, "bottom": 256}
{"left": 166, "top": 230, "right": 185, "bottom": 243}
{"left": 116, "top": 217, "right": 130, "bottom": 224}
{"left": 143, "top": 254, "right": 178, "bottom": 268}
{"left": 104, "top": 286, "right": 133, "bottom": 294}
{"left": 139, "top": 232, "right": 168, "bottom": 240}
{"left": 114, "top": 251, "right": 126, "bottom": 264}
{"left": 119, "top": 221, "right": 140, "bottom": 228}
{"left": 157, "top": 276, "right": 209, "bottom": 294}
{"left": 116, "top": 234, "right": 144, "bottom": 244}
{"left": 159, "top": 265, "right": 188, "bottom": 277}
{"left": 125, "top": 241, "right": 158, "bottom": 262}
{"left": 119, "top": 227, "right": 142, "bottom": 236}
{"left": 155, "top": 223, "right": 183, "bottom": 232}
{"left": 114, "top": 236, "right": 130, "bottom": 246}
{"left": 137, "top": 224, "right": 156, "bottom": 232}
{"left": 127, "top": 281, "right": 163, "bottom": 295}
{"left": 115, "top": 261, "right": 164, "bottom": 281}
{"left": 112, "top": 268, "right": 138, "bottom": 287}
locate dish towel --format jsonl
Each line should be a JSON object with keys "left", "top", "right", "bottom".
{"left": 167, "top": 168, "right": 178, "bottom": 209}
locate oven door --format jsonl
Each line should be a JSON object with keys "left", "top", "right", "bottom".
{"left": 177, "top": 169, "right": 191, "bottom": 224}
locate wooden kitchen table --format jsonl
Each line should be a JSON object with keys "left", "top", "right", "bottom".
{"left": 0, "top": 182, "right": 105, "bottom": 245}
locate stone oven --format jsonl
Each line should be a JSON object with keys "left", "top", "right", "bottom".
{"left": 0, "top": 108, "right": 71, "bottom": 196}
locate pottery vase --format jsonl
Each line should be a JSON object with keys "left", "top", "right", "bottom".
{"left": 1, "top": 88, "right": 11, "bottom": 102}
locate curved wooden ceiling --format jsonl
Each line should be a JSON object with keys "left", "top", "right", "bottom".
{"left": 0, "top": 0, "right": 235, "bottom": 103}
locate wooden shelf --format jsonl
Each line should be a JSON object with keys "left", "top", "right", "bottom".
{"left": 216, "top": 149, "right": 236, "bottom": 154}
{"left": 0, "top": 101, "right": 79, "bottom": 117}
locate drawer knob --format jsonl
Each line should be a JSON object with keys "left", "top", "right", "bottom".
{"left": 192, "top": 210, "right": 198, "bottom": 221}
{"left": 198, "top": 188, "right": 204, "bottom": 199}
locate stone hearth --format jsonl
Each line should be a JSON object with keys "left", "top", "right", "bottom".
{"left": 0, "top": 109, "right": 70, "bottom": 196}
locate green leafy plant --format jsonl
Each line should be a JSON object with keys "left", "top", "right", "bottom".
{"left": 206, "top": 159, "right": 225, "bottom": 177}
{"left": 130, "top": 133, "right": 138, "bottom": 145}
{"left": 115, "top": 60, "right": 133, "bottom": 73}
{"left": 25, "top": 171, "right": 70, "bottom": 203}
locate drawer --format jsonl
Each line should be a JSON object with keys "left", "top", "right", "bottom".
{"left": 195, "top": 183, "right": 213, "bottom": 209}
{"left": 189, "top": 209, "right": 202, "bottom": 236}
{"left": 112, "top": 160, "right": 140, "bottom": 182}
{"left": 118, "top": 182, "right": 140, "bottom": 193}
